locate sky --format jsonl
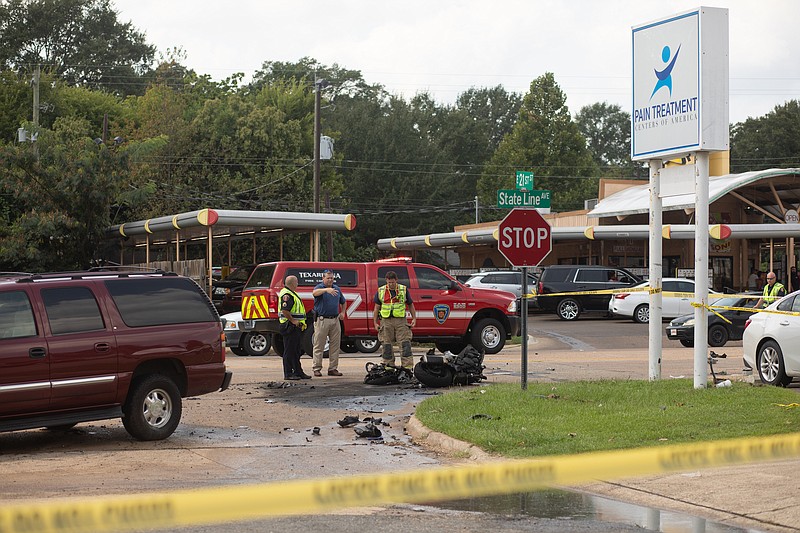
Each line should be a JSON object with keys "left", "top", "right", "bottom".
{"left": 112, "top": 0, "right": 799, "bottom": 124}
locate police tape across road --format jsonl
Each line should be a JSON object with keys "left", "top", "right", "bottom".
{"left": 2, "top": 432, "right": 799, "bottom": 533}
{"left": 534, "top": 287, "right": 800, "bottom": 317}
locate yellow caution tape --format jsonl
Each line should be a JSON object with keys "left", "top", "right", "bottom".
{"left": 773, "top": 403, "right": 800, "bottom": 409}
{"left": 1, "top": 433, "right": 799, "bottom": 532}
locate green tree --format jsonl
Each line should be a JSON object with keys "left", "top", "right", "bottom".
{"left": 575, "top": 102, "right": 644, "bottom": 178}
{"left": 0, "top": 0, "right": 155, "bottom": 95}
{"left": 477, "top": 73, "right": 598, "bottom": 215}
{"left": 730, "top": 100, "right": 800, "bottom": 172}
{"left": 0, "top": 116, "right": 127, "bottom": 270}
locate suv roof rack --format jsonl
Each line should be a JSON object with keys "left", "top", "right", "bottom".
{"left": 15, "top": 271, "right": 178, "bottom": 283}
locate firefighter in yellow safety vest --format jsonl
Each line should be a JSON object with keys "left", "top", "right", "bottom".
{"left": 373, "top": 271, "right": 417, "bottom": 369}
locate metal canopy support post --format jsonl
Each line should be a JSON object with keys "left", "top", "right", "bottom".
{"left": 175, "top": 231, "right": 180, "bottom": 262}
{"left": 648, "top": 159, "right": 663, "bottom": 381}
{"left": 146, "top": 234, "right": 150, "bottom": 265}
{"left": 694, "top": 152, "right": 710, "bottom": 389}
{"left": 207, "top": 226, "right": 213, "bottom": 296}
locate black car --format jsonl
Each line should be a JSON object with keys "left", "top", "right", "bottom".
{"left": 212, "top": 265, "right": 257, "bottom": 314}
{"left": 537, "top": 265, "right": 642, "bottom": 320}
{"left": 666, "top": 293, "right": 759, "bottom": 347}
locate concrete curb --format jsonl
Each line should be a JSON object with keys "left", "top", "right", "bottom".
{"left": 406, "top": 414, "right": 494, "bottom": 462}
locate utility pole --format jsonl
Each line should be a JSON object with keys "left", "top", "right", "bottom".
{"left": 313, "top": 78, "right": 323, "bottom": 261}
{"left": 32, "top": 65, "right": 40, "bottom": 158}
{"left": 475, "top": 195, "right": 479, "bottom": 224}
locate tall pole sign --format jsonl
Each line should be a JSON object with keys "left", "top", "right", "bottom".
{"left": 632, "top": 7, "right": 728, "bottom": 389}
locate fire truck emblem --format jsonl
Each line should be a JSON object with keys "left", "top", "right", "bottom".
{"left": 433, "top": 304, "right": 450, "bottom": 324}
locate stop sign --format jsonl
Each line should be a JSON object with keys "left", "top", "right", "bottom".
{"left": 498, "top": 208, "right": 552, "bottom": 267}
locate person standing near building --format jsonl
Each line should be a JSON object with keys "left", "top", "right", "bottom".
{"left": 311, "top": 269, "right": 346, "bottom": 377}
{"left": 790, "top": 266, "right": 799, "bottom": 292}
{"left": 748, "top": 268, "right": 759, "bottom": 291}
{"left": 373, "top": 271, "right": 416, "bottom": 369}
{"left": 755, "top": 271, "right": 786, "bottom": 309}
{"left": 279, "top": 275, "right": 311, "bottom": 380}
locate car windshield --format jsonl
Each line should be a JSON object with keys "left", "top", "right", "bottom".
{"left": 227, "top": 267, "right": 253, "bottom": 282}
{"left": 710, "top": 297, "right": 743, "bottom": 308}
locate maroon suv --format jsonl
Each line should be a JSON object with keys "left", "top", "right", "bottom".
{"left": 0, "top": 270, "right": 232, "bottom": 441}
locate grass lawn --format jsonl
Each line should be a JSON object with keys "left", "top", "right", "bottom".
{"left": 414, "top": 379, "right": 800, "bottom": 457}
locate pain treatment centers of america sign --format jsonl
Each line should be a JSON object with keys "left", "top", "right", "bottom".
{"left": 631, "top": 7, "right": 729, "bottom": 161}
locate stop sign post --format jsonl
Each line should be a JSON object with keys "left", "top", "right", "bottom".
{"left": 497, "top": 208, "right": 552, "bottom": 390}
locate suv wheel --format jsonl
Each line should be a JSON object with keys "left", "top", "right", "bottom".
{"left": 633, "top": 304, "right": 649, "bottom": 324}
{"left": 471, "top": 318, "right": 505, "bottom": 354}
{"left": 556, "top": 298, "right": 580, "bottom": 321}
{"left": 122, "top": 375, "right": 182, "bottom": 441}
{"left": 244, "top": 332, "right": 271, "bottom": 356}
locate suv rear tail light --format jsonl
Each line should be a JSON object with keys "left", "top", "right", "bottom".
{"left": 743, "top": 318, "right": 752, "bottom": 330}
{"left": 614, "top": 293, "right": 630, "bottom": 300}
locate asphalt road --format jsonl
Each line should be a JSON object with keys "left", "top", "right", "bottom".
{"left": 0, "top": 314, "right": 793, "bottom": 533}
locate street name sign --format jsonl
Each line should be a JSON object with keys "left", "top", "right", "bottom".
{"left": 497, "top": 189, "right": 551, "bottom": 210}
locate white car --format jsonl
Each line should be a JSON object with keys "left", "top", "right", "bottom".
{"left": 464, "top": 270, "right": 538, "bottom": 298}
{"left": 608, "top": 278, "right": 721, "bottom": 323}
{"left": 743, "top": 290, "right": 800, "bottom": 387}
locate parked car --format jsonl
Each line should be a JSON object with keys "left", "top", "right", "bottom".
{"left": 222, "top": 311, "right": 272, "bottom": 356}
{"left": 537, "top": 265, "right": 642, "bottom": 320}
{"left": 666, "top": 293, "right": 759, "bottom": 347}
{"left": 743, "top": 290, "right": 800, "bottom": 386}
{"left": 464, "top": 270, "right": 538, "bottom": 298}
{"left": 609, "top": 278, "right": 722, "bottom": 324}
{"left": 0, "top": 270, "right": 232, "bottom": 440}
{"left": 212, "top": 264, "right": 258, "bottom": 314}
{"left": 465, "top": 270, "right": 538, "bottom": 309}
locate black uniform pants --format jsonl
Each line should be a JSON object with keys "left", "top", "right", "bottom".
{"left": 280, "top": 322, "right": 304, "bottom": 378}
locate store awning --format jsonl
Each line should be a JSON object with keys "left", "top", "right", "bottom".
{"left": 588, "top": 168, "right": 800, "bottom": 219}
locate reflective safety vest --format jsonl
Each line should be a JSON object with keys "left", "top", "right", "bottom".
{"left": 762, "top": 282, "right": 786, "bottom": 307}
{"left": 379, "top": 284, "right": 407, "bottom": 318}
{"left": 278, "top": 288, "right": 306, "bottom": 324}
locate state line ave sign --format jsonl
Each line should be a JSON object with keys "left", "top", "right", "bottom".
{"left": 498, "top": 208, "right": 552, "bottom": 267}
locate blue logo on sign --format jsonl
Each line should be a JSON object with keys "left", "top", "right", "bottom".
{"left": 650, "top": 44, "right": 681, "bottom": 100}
{"left": 433, "top": 304, "right": 450, "bottom": 324}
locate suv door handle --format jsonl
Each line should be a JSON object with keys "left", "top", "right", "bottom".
{"left": 94, "top": 342, "right": 111, "bottom": 352}
{"left": 29, "top": 347, "right": 46, "bottom": 358}
{"left": 421, "top": 295, "right": 433, "bottom": 299}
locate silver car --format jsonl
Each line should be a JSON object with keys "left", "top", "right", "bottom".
{"left": 465, "top": 271, "right": 538, "bottom": 307}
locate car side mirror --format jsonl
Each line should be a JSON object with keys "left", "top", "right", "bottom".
{"left": 449, "top": 280, "right": 461, "bottom": 292}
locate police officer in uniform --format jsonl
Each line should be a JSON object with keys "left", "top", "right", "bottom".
{"left": 755, "top": 271, "right": 786, "bottom": 309}
{"left": 373, "top": 271, "right": 416, "bottom": 369}
{"left": 279, "top": 275, "right": 311, "bottom": 380}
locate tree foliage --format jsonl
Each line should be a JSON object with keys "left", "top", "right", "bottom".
{"left": 730, "top": 100, "right": 800, "bottom": 172}
{"left": 478, "top": 73, "right": 598, "bottom": 214}
{"left": 0, "top": 0, "right": 155, "bottom": 95}
{"left": 575, "top": 102, "right": 644, "bottom": 178}
{"left": 0, "top": 116, "right": 126, "bottom": 270}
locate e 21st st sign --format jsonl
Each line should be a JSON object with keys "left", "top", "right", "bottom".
{"left": 498, "top": 208, "right": 552, "bottom": 267}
